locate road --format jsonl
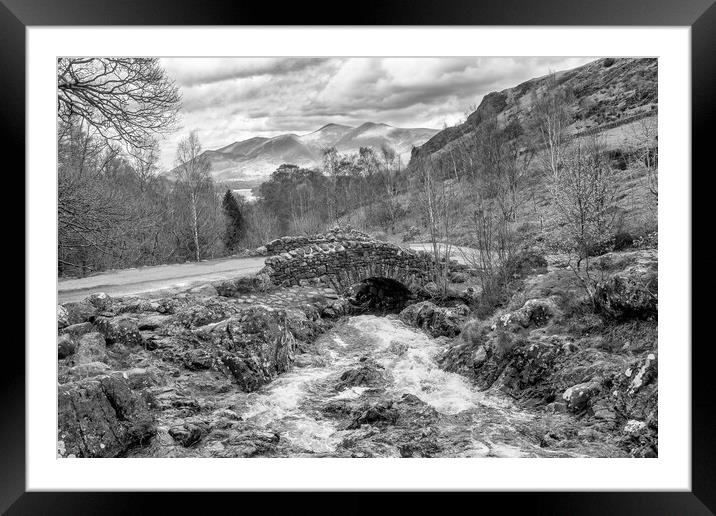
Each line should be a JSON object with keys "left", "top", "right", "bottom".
{"left": 57, "top": 242, "right": 477, "bottom": 303}
{"left": 407, "top": 243, "right": 477, "bottom": 265}
{"left": 58, "top": 255, "right": 267, "bottom": 303}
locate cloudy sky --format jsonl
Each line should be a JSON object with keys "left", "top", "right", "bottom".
{"left": 157, "top": 56, "right": 596, "bottom": 168}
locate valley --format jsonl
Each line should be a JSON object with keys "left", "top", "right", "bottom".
{"left": 178, "top": 122, "right": 439, "bottom": 186}
{"left": 56, "top": 56, "right": 660, "bottom": 461}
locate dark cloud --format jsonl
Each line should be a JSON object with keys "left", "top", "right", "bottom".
{"left": 158, "top": 57, "right": 596, "bottom": 167}
{"left": 162, "top": 57, "right": 336, "bottom": 87}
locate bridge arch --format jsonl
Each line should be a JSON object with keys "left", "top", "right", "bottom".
{"left": 260, "top": 240, "right": 440, "bottom": 295}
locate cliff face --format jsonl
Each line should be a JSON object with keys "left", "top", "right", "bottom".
{"left": 410, "top": 57, "right": 658, "bottom": 165}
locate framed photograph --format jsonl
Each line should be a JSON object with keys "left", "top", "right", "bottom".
{"left": 8, "top": 0, "right": 714, "bottom": 512}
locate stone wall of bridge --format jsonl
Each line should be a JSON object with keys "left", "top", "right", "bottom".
{"left": 260, "top": 238, "right": 464, "bottom": 294}
{"left": 263, "top": 227, "right": 372, "bottom": 255}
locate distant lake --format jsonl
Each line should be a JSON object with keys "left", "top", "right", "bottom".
{"left": 233, "top": 188, "right": 257, "bottom": 202}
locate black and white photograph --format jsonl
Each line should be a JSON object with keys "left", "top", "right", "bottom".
{"left": 54, "top": 55, "right": 660, "bottom": 460}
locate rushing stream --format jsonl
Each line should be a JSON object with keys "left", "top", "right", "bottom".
{"left": 221, "top": 315, "right": 619, "bottom": 458}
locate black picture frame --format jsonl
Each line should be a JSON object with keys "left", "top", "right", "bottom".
{"left": 5, "top": 0, "right": 714, "bottom": 513}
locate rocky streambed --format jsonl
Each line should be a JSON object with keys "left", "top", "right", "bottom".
{"left": 56, "top": 249, "right": 658, "bottom": 458}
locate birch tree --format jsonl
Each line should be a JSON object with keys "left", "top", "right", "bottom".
{"left": 174, "top": 131, "right": 213, "bottom": 261}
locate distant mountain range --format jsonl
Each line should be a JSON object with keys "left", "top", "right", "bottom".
{"left": 186, "top": 122, "right": 439, "bottom": 186}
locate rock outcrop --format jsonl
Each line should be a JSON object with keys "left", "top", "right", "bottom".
{"left": 57, "top": 374, "right": 155, "bottom": 458}
{"left": 438, "top": 248, "right": 658, "bottom": 457}
{"left": 56, "top": 282, "right": 342, "bottom": 457}
{"left": 399, "top": 301, "right": 469, "bottom": 338}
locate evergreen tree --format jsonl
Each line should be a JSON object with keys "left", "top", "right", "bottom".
{"left": 222, "top": 190, "right": 245, "bottom": 250}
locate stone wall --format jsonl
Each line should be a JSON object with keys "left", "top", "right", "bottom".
{"left": 263, "top": 227, "right": 372, "bottom": 255}
{"left": 261, "top": 239, "right": 462, "bottom": 294}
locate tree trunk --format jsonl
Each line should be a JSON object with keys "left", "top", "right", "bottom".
{"left": 191, "top": 193, "right": 200, "bottom": 262}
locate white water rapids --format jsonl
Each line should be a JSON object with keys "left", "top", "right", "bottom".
{"left": 225, "top": 315, "right": 616, "bottom": 457}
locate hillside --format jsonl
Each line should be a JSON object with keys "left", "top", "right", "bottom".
{"left": 181, "top": 122, "right": 439, "bottom": 186}
{"left": 410, "top": 57, "right": 657, "bottom": 166}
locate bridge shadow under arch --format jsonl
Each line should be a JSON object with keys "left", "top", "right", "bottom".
{"left": 346, "top": 276, "right": 417, "bottom": 314}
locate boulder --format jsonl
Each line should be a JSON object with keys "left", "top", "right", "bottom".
{"left": 169, "top": 423, "right": 203, "bottom": 447}
{"left": 57, "top": 374, "right": 155, "bottom": 457}
{"left": 551, "top": 348, "right": 628, "bottom": 393}
{"left": 562, "top": 381, "right": 601, "bottom": 412}
{"left": 494, "top": 336, "right": 573, "bottom": 395}
{"left": 196, "top": 307, "right": 297, "bottom": 392}
{"left": 57, "top": 305, "right": 70, "bottom": 329}
{"left": 593, "top": 250, "right": 658, "bottom": 320}
{"left": 626, "top": 353, "right": 657, "bottom": 395}
{"left": 347, "top": 400, "right": 399, "bottom": 429}
{"left": 58, "top": 301, "right": 97, "bottom": 327}
{"left": 321, "top": 299, "right": 351, "bottom": 318}
{"left": 399, "top": 301, "right": 467, "bottom": 338}
{"left": 336, "top": 361, "right": 386, "bottom": 390}
{"left": 618, "top": 418, "right": 657, "bottom": 457}
{"left": 613, "top": 353, "right": 658, "bottom": 425}
{"left": 74, "top": 332, "right": 108, "bottom": 365}
{"left": 212, "top": 273, "right": 273, "bottom": 297}
{"left": 595, "top": 275, "right": 657, "bottom": 320}
{"left": 120, "top": 367, "right": 160, "bottom": 389}
{"left": 136, "top": 314, "right": 174, "bottom": 331}
{"left": 60, "top": 322, "right": 96, "bottom": 338}
{"left": 67, "top": 361, "right": 112, "bottom": 378}
{"left": 114, "top": 296, "right": 184, "bottom": 315}
{"left": 57, "top": 334, "right": 77, "bottom": 359}
{"left": 174, "top": 298, "right": 242, "bottom": 328}
{"left": 87, "top": 292, "right": 113, "bottom": 311}
{"left": 95, "top": 315, "right": 145, "bottom": 347}
{"left": 497, "top": 297, "right": 560, "bottom": 331}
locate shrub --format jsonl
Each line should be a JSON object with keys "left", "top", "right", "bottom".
{"left": 632, "top": 230, "right": 658, "bottom": 249}
{"left": 612, "top": 231, "right": 634, "bottom": 251}
{"left": 367, "top": 200, "right": 406, "bottom": 230}
{"left": 402, "top": 226, "right": 421, "bottom": 242}
{"left": 586, "top": 237, "right": 614, "bottom": 258}
{"left": 504, "top": 250, "right": 548, "bottom": 279}
{"left": 607, "top": 148, "right": 629, "bottom": 170}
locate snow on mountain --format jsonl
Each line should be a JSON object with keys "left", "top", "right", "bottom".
{"left": 189, "top": 122, "right": 439, "bottom": 186}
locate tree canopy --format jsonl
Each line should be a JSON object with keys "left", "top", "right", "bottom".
{"left": 57, "top": 58, "right": 181, "bottom": 152}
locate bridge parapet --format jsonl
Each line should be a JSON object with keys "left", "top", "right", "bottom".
{"left": 260, "top": 239, "right": 462, "bottom": 294}
{"left": 263, "top": 227, "right": 372, "bottom": 255}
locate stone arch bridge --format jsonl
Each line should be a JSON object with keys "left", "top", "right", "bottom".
{"left": 260, "top": 235, "right": 464, "bottom": 295}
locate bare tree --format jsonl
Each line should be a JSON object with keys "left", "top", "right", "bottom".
{"left": 412, "top": 154, "right": 455, "bottom": 290}
{"left": 531, "top": 72, "right": 572, "bottom": 178}
{"left": 174, "top": 131, "right": 213, "bottom": 261}
{"left": 461, "top": 198, "right": 516, "bottom": 308}
{"left": 129, "top": 140, "right": 161, "bottom": 192}
{"left": 244, "top": 204, "right": 281, "bottom": 248}
{"left": 629, "top": 117, "right": 658, "bottom": 207}
{"left": 378, "top": 145, "right": 403, "bottom": 231}
{"left": 57, "top": 58, "right": 184, "bottom": 274}
{"left": 549, "top": 136, "right": 619, "bottom": 304}
{"left": 57, "top": 58, "right": 181, "bottom": 153}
